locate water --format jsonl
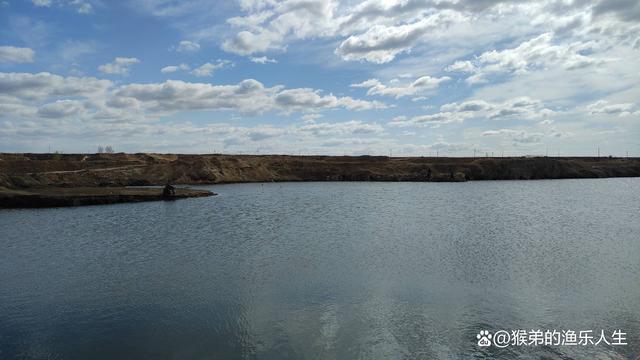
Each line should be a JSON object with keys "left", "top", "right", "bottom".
{"left": 1, "top": 179, "right": 639, "bottom": 359}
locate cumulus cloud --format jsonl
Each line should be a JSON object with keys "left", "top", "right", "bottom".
{"left": 32, "top": 0, "right": 92, "bottom": 13}
{"left": 444, "top": 60, "right": 475, "bottom": 73}
{"left": 587, "top": 100, "right": 636, "bottom": 116}
{"left": 114, "top": 79, "right": 275, "bottom": 114}
{"left": 31, "top": 0, "right": 51, "bottom": 6}
{"left": 0, "top": 72, "right": 111, "bottom": 100}
{"left": 320, "top": 137, "right": 382, "bottom": 147}
{"left": 389, "top": 112, "right": 466, "bottom": 127}
{"left": 1, "top": 70, "right": 387, "bottom": 122}
{"left": 274, "top": 88, "right": 387, "bottom": 112}
{"left": 70, "top": 0, "right": 92, "bottom": 14}
{"left": 425, "top": 141, "right": 472, "bottom": 153}
{"left": 250, "top": 56, "right": 277, "bottom": 64}
{"left": 336, "top": 11, "right": 463, "bottom": 63}
{"left": 389, "top": 96, "right": 554, "bottom": 127}
{"left": 447, "top": 33, "right": 606, "bottom": 84}
{"left": 0, "top": 46, "right": 35, "bottom": 64}
{"left": 98, "top": 57, "right": 140, "bottom": 75}
{"left": 190, "top": 60, "right": 230, "bottom": 77}
{"left": 441, "top": 97, "right": 555, "bottom": 120}
{"left": 244, "top": 126, "right": 287, "bottom": 141}
{"left": 297, "top": 120, "right": 383, "bottom": 136}
{"left": 591, "top": 0, "right": 640, "bottom": 23}
{"left": 482, "top": 129, "right": 544, "bottom": 145}
{"left": 351, "top": 75, "right": 450, "bottom": 98}
{"left": 301, "top": 113, "right": 323, "bottom": 122}
{"left": 217, "top": 0, "right": 497, "bottom": 62}
{"left": 220, "top": 0, "right": 612, "bottom": 65}
{"left": 140, "top": 0, "right": 639, "bottom": 76}
{"left": 175, "top": 40, "right": 200, "bottom": 52}
{"left": 338, "top": 96, "right": 389, "bottom": 111}
{"left": 161, "top": 63, "right": 190, "bottom": 74}
{"left": 37, "top": 99, "right": 84, "bottom": 118}
{"left": 222, "top": 0, "right": 339, "bottom": 55}
{"left": 1, "top": 114, "right": 393, "bottom": 155}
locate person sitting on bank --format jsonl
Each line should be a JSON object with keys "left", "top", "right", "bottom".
{"left": 163, "top": 183, "right": 176, "bottom": 197}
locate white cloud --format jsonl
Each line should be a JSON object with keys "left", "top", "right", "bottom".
{"left": 175, "top": 40, "right": 200, "bottom": 52}
{"left": 190, "top": 60, "right": 230, "bottom": 77}
{"left": 447, "top": 33, "right": 606, "bottom": 84}
{"left": 301, "top": 113, "right": 323, "bottom": 122}
{"left": 482, "top": 129, "right": 544, "bottom": 145}
{"left": 424, "top": 141, "right": 472, "bottom": 153}
{"left": 591, "top": 0, "right": 640, "bottom": 23}
{"left": 138, "top": 0, "right": 640, "bottom": 80}
{"left": 587, "top": 100, "right": 635, "bottom": 116}
{"left": 389, "top": 112, "right": 466, "bottom": 127}
{"left": 98, "top": 57, "right": 140, "bottom": 75}
{"left": 219, "top": 0, "right": 510, "bottom": 63}
{"left": 337, "top": 96, "right": 388, "bottom": 111}
{"left": 0, "top": 70, "right": 388, "bottom": 126}
{"left": 37, "top": 99, "right": 84, "bottom": 118}
{"left": 442, "top": 97, "right": 555, "bottom": 120}
{"left": 444, "top": 60, "right": 475, "bottom": 73}
{"left": 243, "top": 126, "right": 287, "bottom": 141}
{"left": 297, "top": 120, "right": 383, "bottom": 136}
{"left": 351, "top": 75, "right": 450, "bottom": 99}
{"left": 389, "top": 96, "right": 554, "bottom": 128}
{"left": 161, "top": 63, "right": 190, "bottom": 74}
{"left": 0, "top": 72, "right": 111, "bottom": 100}
{"left": 0, "top": 46, "right": 35, "bottom": 64}
{"left": 31, "top": 0, "right": 51, "bottom": 6}
{"left": 6, "top": 1, "right": 640, "bottom": 155}
{"left": 250, "top": 56, "right": 277, "bottom": 64}
{"left": 274, "top": 88, "right": 333, "bottom": 108}
{"left": 336, "top": 12, "right": 463, "bottom": 63}
{"left": 70, "top": 0, "right": 92, "bottom": 14}
{"left": 222, "top": 0, "right": 339, "bottom": 55}
{"left": 320, "top": 137, "right": 382, "bottom": 147}
{"left": 31, "top": 0, "right": 92, "bottom": 13}
{"left": 113, "top": 78, "right": 274, "bottom": 114}
{"left": 274, "top": 88, "right": 387, "bottom": 112}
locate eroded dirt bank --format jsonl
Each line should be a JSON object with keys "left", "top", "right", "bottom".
{"left": 1, "top": 153, "right": 639, "bottom": 189}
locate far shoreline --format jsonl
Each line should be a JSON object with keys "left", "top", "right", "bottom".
{"left": 1, "top": 153, "right": 639, "bottom": 208}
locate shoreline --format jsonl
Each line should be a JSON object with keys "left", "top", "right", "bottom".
{"left": 1, "top": 153, "right": 639, "bottom": 208}
{"left": 0, "top": 187, "right": 215, "bottom": 209}
{"left": 2, "top": 153, "right": 639, "bottom": 185}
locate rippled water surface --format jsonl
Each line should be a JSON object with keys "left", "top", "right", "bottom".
{"left": 1, "top": 179, "right": 639, "bottom": 359}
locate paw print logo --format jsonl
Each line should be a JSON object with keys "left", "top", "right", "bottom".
{"left": 477, "top": 330, "right": 492, "bottom": 347}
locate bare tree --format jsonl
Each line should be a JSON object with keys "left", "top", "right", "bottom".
{"left": 97, "top": 145, "right": 104, "bottom": 153}
{"left": 105, "top": 145, "right": 114, "bottom": 153}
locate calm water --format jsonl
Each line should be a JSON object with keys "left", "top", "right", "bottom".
{"left": 1, "top": 180, "right": 639, "bottom": 359}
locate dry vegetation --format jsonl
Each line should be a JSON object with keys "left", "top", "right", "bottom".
{"left": 1, "top": 153, "right": 639, "bottom": 189}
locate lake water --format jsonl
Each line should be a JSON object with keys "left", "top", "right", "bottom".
{"left": 1, "top": 179, "right": 639, "bottom": 359}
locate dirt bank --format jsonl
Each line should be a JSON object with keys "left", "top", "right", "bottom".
{"left": 1, "top": 153, "right": 639, "bottom": 189}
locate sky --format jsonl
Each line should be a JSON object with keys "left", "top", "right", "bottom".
{"left": 0, "top": 0, "right": 639, "bottom": 156}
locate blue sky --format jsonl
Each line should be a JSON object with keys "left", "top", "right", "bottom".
{"left": 1, "top": 0, "right": 639, "bottom": 156}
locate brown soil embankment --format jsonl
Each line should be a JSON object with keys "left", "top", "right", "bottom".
{"left": 1, "top": 153, "right": 639, "bottom": 190}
